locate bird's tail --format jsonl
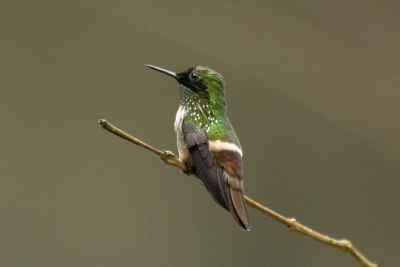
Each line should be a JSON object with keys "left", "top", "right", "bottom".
{"left": 227, "top": 187, "right": 251, "bottom": 231}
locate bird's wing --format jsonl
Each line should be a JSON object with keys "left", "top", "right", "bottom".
{"left": 183, "top": 122, "right": 230, "bottom": 210}
{"left": 183, "top": 122, "right": 250, "bottom": 230}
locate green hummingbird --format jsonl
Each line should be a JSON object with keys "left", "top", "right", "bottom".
{"left": 146, "top": 64, "right": 250, "bottom": 231}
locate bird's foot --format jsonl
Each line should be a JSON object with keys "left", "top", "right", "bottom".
{"left": 181, "top": 161, "right": 192, "bottom": 176}
{"left": 160, "top": 150, "right": 194, "bottom": 176}
{"left": 160, "top": 150, "right": 178, "bottom": 165}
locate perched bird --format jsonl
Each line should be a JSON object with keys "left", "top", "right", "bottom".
{"left": 146, "top": 65, "right": 250, "bottom": 231}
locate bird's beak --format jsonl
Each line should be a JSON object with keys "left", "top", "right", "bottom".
{"left": 145, "top": 65, "right": 178, "bottom": 80}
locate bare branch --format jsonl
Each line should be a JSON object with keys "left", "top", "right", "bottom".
{"left": 98, "top": 119, "right": 377, "bottom": 267}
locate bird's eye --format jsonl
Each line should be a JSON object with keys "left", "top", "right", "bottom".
{"left": 190, "top": 72, "right": 199, "bottom": 80}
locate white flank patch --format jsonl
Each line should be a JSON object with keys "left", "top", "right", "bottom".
{"left": 175, "top": 106, "right": 189, "bottom": 162}
{"left": 174, "top": 106, "right": 187, "bottom": 132}
{"left": 209, "top": 140, "right": 243, "bottom": 157}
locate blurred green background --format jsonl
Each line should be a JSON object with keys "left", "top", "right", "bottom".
{"left": 1, "top": 1, "right": 399, "bottom": 266}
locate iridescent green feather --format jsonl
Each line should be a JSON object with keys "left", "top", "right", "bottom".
{"left": 180, "top": 67, "right": 240, "bottom": 147}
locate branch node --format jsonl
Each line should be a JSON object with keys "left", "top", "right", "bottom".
{"left": 288, "top": 218, "right": 297, "bottom": 231}
{"left": 334, "top": 239, "right": 352, "bottom": 251}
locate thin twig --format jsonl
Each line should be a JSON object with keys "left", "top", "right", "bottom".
{"left": 98, "top": 119, "right": 377, "bottom": 267}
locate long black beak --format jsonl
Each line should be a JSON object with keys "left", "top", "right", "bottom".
{"left": 145, "top": 65, "right": 178, "bottom": 79}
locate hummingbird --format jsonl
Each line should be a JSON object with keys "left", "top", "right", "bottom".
{"left": 146, "top": 64, "right": 250, "bottom": 231}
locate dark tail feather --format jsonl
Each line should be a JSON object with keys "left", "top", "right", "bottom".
{"left": 227, "top": 187, "right": 251, "bottom": 231}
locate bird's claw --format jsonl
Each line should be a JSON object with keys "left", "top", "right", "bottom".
{"left": 160, "top": 150, "right": 178, "bottom": 165}
{"left": 181, "top": 165, "right": 192, "bottom": 176}
{"left": 160, "top": 150, "right": 192, "bottom": 176}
